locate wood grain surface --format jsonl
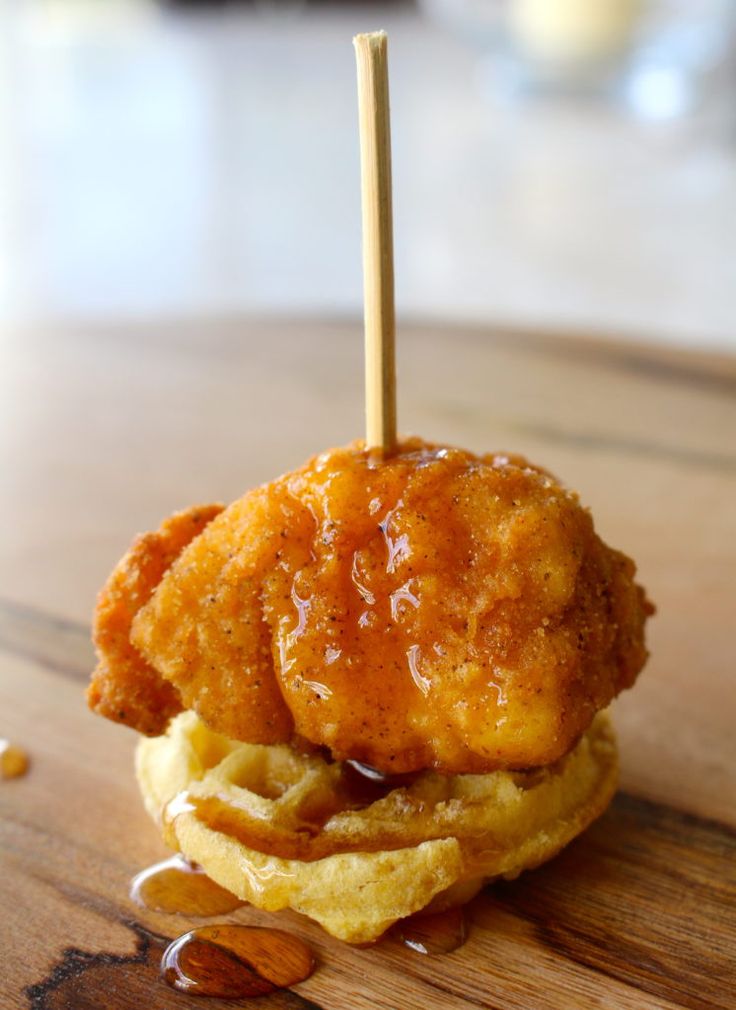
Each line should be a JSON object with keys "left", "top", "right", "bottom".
{"left": 1, "top": 318, "right": 734, "bottom": 1010}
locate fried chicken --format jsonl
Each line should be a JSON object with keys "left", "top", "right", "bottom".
{"left": 89, "top": 439, "right": 652, "bottom": 773}
{"left": 88, "top": 504, "right": 223, "bottom": 735}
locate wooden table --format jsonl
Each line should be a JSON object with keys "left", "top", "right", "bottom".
{"left": 1, "top": 318, "right": 734, "bottom": 1010}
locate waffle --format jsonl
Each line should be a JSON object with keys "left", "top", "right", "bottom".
{"left": 136, "top": 710, "right": 617, "bottom": 943}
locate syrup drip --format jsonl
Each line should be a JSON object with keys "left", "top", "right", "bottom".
{"left": 341, "top": 760, "right": 418, "bottom": 807}
{"left": 0, "top": 739, "right": 29, "bottom": 779}
{"left": 160, "top": 924, "right": 315, "bottom": 998}
{"left": 160, "top": 789, "right": 196, "bottom": 849}
{"left": 395, "top": 907, "right": 468, "bottom": 955}
{"left": 130, "top": 854, "right": 245, "bottom": 917}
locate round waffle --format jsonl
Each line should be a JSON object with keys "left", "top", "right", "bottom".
{"left": 136, "top": 710, "right": 617, "bottom": 943}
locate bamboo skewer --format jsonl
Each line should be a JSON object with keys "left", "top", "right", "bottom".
{"left": 354, "top": 31, "right": 397, "bottom": 455}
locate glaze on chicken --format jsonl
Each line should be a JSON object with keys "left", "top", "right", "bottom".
{"left": 89, "top": 439, "right": 652, "bottom": 773}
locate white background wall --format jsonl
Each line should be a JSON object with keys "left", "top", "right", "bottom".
{"left": 1, "top": 1, "right": 734, "bottom": 349}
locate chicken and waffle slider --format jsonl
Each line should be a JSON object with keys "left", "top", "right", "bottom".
{"left": 88, "top": 438, "right": 652, "bottom": 941}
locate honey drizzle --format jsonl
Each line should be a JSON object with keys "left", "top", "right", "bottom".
{"left": 130, "top": 854, "right": 245, "bottom": 917}
{"left": 160, "top": 924, "right": 315, "bottom": 998}
{"left": 394, "top": 907, "right": 468, "bottom": 955}
{"left": 340, "top": 759, "right": 419, "bottom": 806}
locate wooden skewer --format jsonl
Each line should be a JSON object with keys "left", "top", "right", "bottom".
{"left": 354, "top": 30, "right": 397, "bottom": 455}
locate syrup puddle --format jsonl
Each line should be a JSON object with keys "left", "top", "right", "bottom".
{"left": 0, "top": 739, "right": 29, "bottom": 779}
{"left": 394, "top": 907, "right": 467, "bottom": 955}
{"left": 130, "top": 854, "right": 245, "bottom": 917}
{"left": 161, "top": 924, "right": 315, "bottom": 998}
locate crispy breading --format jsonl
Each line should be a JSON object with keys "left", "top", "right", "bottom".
{"left": 88, "top": 504, "right": 223, "bottom": 735}
{"left": 130, "top": 483, "right": 301, "bottom": 744}
{"left": 119, "top": 439, "right": 652, "bottom": 771}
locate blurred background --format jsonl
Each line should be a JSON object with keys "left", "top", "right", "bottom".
{"left": 1, "top": 3, "right": 733, "bottom": 848}
{"left": 1, "top": 0, "right": 735, "bottom": 348}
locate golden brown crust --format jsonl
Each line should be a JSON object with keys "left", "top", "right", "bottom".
{"left": 130, "top": 487, "right": 299, "bottom": 744}
{"left": 87, "top": 504, "right": 224, "bottom": 735}
{"left": 120, "top": 439, "right": 652, "bottom": 770}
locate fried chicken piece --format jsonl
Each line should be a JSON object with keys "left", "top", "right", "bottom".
{"left": 102, "top": 439, "right": 651, "bottom": 772}
{"left": 88, "top": 504, "right": 224, "bottom": 735}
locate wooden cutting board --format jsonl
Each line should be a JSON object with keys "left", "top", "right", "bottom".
{"left": 1, "top": 318, "right": 734, "bottom": 1010}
